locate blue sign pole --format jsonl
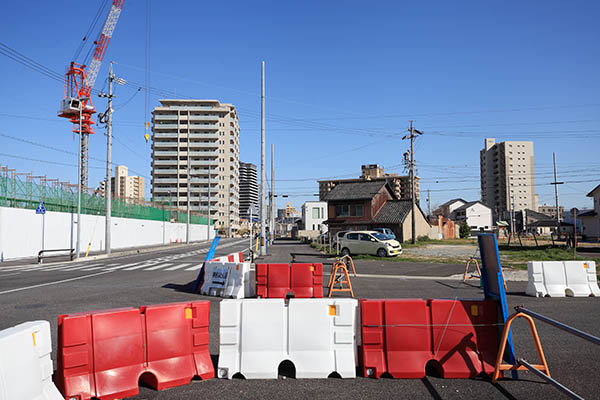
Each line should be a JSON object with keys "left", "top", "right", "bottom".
{"left": 192, "top": 236, "right": 221, "bottom": 293}
{"left": 478, "top": 233, "right": 518, "bottom": 379}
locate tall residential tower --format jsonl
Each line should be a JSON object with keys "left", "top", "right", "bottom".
{"left": 151, "top": 99, "right": 240, "bottom": 234}
{"left": 239, "top": 161, "right": 258, "bottom": 219}
{"left": 480, "top": 138, "right": 536, "bottom": 220}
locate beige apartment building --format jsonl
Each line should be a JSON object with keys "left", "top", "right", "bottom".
{"left": 319, "top": 164, "right": 419, "bottom": 202}
{"left": 151, "top": 99, "right": 240, "bottom": 234}
{"left": 98, "top": 165, "right": 145, "bottom": 202}
{"left": 480, "top": 138, "right": 537, "bottom": 219}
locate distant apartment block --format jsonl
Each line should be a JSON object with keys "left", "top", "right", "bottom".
{"left": 239, "top": 161, "right": 258, "bottom": 218}
{"left": 98, "top": 165, "right": 145, "bottom": 202}
{"left": 538, "top": 204, "right": 564, "bottom": 220}
{"left": 319, "top": 164, "right": 419, "bottom": 202}
{"left": 151, "top": 99, "right": 240, "bottom": 234}
{"left": 480, "top": 138, "right": 537, "bottom": 218}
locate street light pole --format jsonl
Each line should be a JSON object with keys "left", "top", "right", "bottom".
{"left": 260, "top": 61, "right": 266, "bottom": 255}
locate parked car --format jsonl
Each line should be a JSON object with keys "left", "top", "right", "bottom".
{"left": 339, "top": 230, "right": 402, "bottom": 257}
{"left": 372, "top": 227, "right": 396, "bottom": 240}
{"left": 332, "top": 230, "right": 349, "bottom": 248}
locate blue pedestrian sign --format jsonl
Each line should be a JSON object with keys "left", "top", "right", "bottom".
{"left": 35, "top": 201, "right": 46, "bottom": 215}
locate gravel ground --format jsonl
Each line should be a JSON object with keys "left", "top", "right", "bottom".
{"left": 403, "top": 244, "right": 479, "bottom": 258}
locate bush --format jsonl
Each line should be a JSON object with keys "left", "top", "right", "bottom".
{"left": 459, "top": 221, "right": 471, "bottom": 239}
{"left": 417, "top": 235, "right": 431, "bottom": 242}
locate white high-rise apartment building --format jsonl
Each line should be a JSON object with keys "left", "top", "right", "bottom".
{"left": 480, "top": 138, "right": 537, "bottom": 219}
{"left": 239, "top": 162, "right": 258, "bottom": 218}
{"left": 151, "top": 99, "right": 240, "bottom": 234}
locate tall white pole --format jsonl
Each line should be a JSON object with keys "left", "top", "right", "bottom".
{"left": 207, "top": 168, "right": 211, "bottom": 241}
{"left": 270, "top": 143, "right": 275, "bottom": 243}
{"left": 260, "top": 61, "right": 266, "bottom": 255}
{"left": 186, "top": 139, "right": 190, "bottom": 244}
{"left": 105, "top": 62, "right": 113, "bottom": 254}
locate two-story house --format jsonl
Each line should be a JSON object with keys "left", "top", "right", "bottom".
{"left": 324, "top": 180, "right": 430, "bottom": 242}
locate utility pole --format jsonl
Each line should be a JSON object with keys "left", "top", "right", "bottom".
{"left": 104, "top": 62, "right": 114, "bottom": 254}
{"left": 427, "top": 189, "right": 431, "bottom": 217}
{"left": 207, "top": 168, "right": 211, "bottom": 240}
{"left": 186, "top": 131, "right": 191, "bottom": 244}
{"left": 270, "top": 143, "right": 275, "bottom": 244}
{"left": 402, "top": 121, "right": 422, "bottom": 244}
{"left": 260, "top": 61, "right": 266, "bottom": 256}
{"left": 551, "top": 152, "right": 564, "bottom": 241}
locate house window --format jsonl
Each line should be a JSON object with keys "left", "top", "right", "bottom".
{"left": 335, "top": 204, "right": 363, "bottom": 217}
{"left": 312, "top": 208, "right": 321, "bottom": 219}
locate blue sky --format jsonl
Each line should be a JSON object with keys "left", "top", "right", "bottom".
{"left": 1, "top": 0, "right": 599, "bottom": 213}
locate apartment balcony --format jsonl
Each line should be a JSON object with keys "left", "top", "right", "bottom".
{"left": 153, "top": 114, "right": 178, "bottom": 121}
{"left": 153, "top": 124, "right": 179, "bottom": 130}
{"left": 153, "top": 159, "right": 179, "bottom": 165}
{"left": 189, "top": 115, "right": 220, "bottom": 122}
{"left": 153, "top": 150, "right": 179, "bottom": 156}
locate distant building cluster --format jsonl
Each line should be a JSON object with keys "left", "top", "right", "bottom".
{"left": 98, "top": 165, "right": 145, "bottom": 202}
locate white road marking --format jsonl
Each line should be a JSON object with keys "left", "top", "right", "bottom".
{"left": 59, "top": 264, "right": 101, "bottom": 271}
{"left": 144, "top": 263, "right": 173, "bottom": 271}
{"left": 81, "top": 266, "right": 107, "bottom": 271}
{"left": 0, "top": 272, "right": 21, "bottom": 277}
{"left": 123, "top": 263, "right": 155, "bottom": 271}
{"left": 184, "top": 264, "right": 204, "bottom": 271}
{"left": 0, "top": 271, "right": 113, "bottom": 295}
{"left": 104, "top": 263, "right": 140, "bottom": 270}
{"left": 164, "top": 263, "right": 191, "bottom": 271}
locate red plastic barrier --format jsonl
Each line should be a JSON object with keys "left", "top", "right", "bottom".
{"left": 56, "top": 301, "right": 213, "bottom": 400}
{"left": 361, "top": 298, "right": 499, "bottom": 379}
{"left": 361, "top": 299, "right": 431, "bottom": 378}
{"left": 255, "top": 263, "right": 323, "bottom": 298}
{"left": 429, "top": 299, "right": 498, "bottom": 378}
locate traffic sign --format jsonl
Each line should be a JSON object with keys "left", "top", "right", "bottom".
{"left": 35, "top": 201, "right": 46, "bottom": 215}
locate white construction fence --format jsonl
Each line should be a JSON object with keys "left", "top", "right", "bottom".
{"left": 0, "top": 206, "right": 214, "bottom": 261}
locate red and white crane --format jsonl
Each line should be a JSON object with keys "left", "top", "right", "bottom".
{"left": 58, "top": 0, "right": 125, "bottom": 189}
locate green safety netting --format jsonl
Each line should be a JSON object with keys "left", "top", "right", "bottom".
{"left": 0, "top": 175, "right": 211, "bottom": 225}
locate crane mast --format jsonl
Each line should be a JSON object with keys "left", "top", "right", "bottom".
{"left": 58, "top": 0, "right": 125, "bottom": 189}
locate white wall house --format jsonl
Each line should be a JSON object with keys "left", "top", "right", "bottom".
{"left": 581, "top": 184, "right": 600, "bottom": 241}
{"left": 453, "top": 201, "right": 493, "bottom": 231}
{"left": 301, "top": 201, "right": 328, "bottom": 233}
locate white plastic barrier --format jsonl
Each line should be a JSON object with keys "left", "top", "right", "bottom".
{"left": 526, "top": 261, "right": 600, "bottom": 297}
{"left": 218, "top": 298, "right": 358, "bottom": 379}
{"left": 200, "top": 262, "right": 253, "bottom": 299}
{"left": 0, "top": 320, "right": 63, "bottom": 400}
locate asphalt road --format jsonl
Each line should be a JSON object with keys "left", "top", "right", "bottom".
{"left": 1, "top": 239, "right": 598, "bottom": 399}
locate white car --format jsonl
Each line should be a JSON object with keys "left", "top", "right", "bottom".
{"left": 340, "top": 230, "right": 402, "bottom": 257}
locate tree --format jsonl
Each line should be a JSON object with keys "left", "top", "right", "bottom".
{"left": 459, "top": 221, "right": 471, "bottom": 239}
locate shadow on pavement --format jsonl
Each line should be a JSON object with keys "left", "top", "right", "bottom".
{"left": 162, "top": 281, "right": 196, "bottom": 294}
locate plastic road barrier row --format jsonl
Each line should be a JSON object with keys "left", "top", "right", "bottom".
{"left": 56, "top": 301, "right": 214, "bottom": 400}
{"left": 200, "top": 261, "right": 254, "bottom": 298}
{"left": 212, "top": 251, "right": 244, "bottom": 263}
{"left": 218, "top": 298, "right": 358, "bottom": 379}
{"left": 0, "top": 321, "right": 63, "bottom": 400}
{"left": 526, "top": 261, "right": 600, "bottom": 297}
{"left": 256, "top": 263, "right": 323, "bottom": 298}
{"left": 361, "top": 299, "right": 499, "bottom": 379}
